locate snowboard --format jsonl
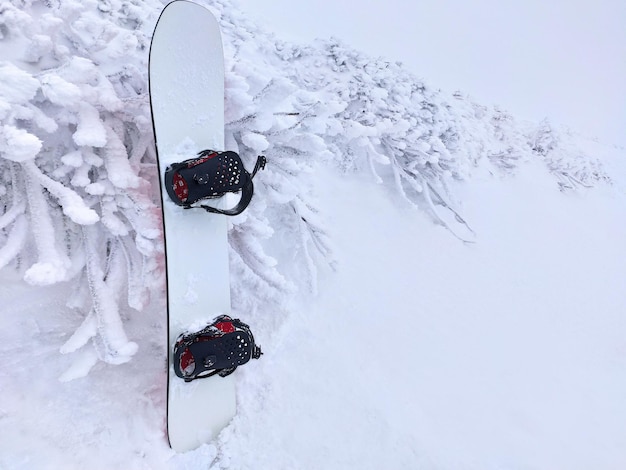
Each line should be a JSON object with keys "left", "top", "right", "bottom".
{"left": 149, "top": 0, "right": 235, "bottom": 452}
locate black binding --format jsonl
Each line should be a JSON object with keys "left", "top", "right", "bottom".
{"left": 173, "top": 316, "right": 262, "bottom": 382}
{"left": 165, "top": 150, "right": 266, "bottom": 216}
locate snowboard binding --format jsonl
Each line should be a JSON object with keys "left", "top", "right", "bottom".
{"left": 173, "top": 315, "right": 262, "bottom": 382}
{"left": 165, "top": 150, "right": 266, "bottom": 216}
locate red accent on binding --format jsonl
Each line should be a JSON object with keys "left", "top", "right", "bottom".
{"left": 172, "top": 171, "right": 188, "bottom": 202}
{"left": 189, "top": 152, "right": 218, "bottom": 167}
{"left": 180, "top": 347, "right": 195, "bottom": 375}
{"left": 216, "top": 321, "right": 235, "bottom": 333}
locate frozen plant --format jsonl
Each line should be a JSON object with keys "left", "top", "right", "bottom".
{"left": 0, "top": 0, "right": 610, "bottom": 379}
{"left": 0, "top": 0, "right": 164, "bottom": 377}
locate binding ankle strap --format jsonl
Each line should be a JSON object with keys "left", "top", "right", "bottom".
{"left": 192, "top": 155, "right": 266, "bottom": 216}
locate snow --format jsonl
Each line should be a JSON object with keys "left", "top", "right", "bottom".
{"left": 217, "top": 166, "right": 626, "bottom": 470}
{"left": 73, "top": 102, "right": 107, "bottom": 147}
{"left": 40, "top": 74, "right": 82, "bottom": 106}
{"left": 0, "top": 62, "right": 40, "bottom": 102}
{"left": 3, "top": 163, "right": 625, "bottom": 469}
{"left": 0, "top": 0, "right": 625, "bottom": 468}
{"left": 241, "top": 131, "right": 269, "bottom": 152}
{"left": 0, "top": 125, "right": 42, "bottom": 162}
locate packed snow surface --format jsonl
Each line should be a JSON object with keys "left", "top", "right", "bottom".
{"left": 2, "top": 165, "right": 626, "bottom": 469}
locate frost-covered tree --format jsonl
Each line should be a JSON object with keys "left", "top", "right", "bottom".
{"left": 0, "top": 0, "right": 610, "bottom": 378}
{"left": 529, "top": 119, "right": 610, "bottom": 190}
{"left": 0, "top": 0, "right": 163, "bottom": 376}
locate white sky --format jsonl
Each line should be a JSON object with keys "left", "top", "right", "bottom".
{"left": 239, "top": 0, "right": 625, "bottom": 147}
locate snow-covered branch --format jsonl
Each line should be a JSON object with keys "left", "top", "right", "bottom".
{"left": 0, "top": 0, "right": 609, "bottom": 380}
{"left": 0, "top": 0, "right": 162, "bottom": 378}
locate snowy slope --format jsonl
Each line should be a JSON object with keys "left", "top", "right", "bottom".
{"left": 1, "top": 0, "right": 625, "bottom": 469}
{"left": 2, "top": 163, "right": 625, "bottom": 469}
{"left": 217, "top": 166, "right": 626, "bottom": 470}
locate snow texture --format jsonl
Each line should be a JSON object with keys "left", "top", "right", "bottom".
{"left": 0, "top": 0, "right": 624, "bottom": 468}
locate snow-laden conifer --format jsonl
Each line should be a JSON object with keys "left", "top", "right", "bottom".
{"left": 0, "top": 0, "right": 609, "bottom": 377}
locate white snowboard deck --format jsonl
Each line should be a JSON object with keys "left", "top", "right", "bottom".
{"left": 149, "top": 0, "right": 235, "bottom": 453}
